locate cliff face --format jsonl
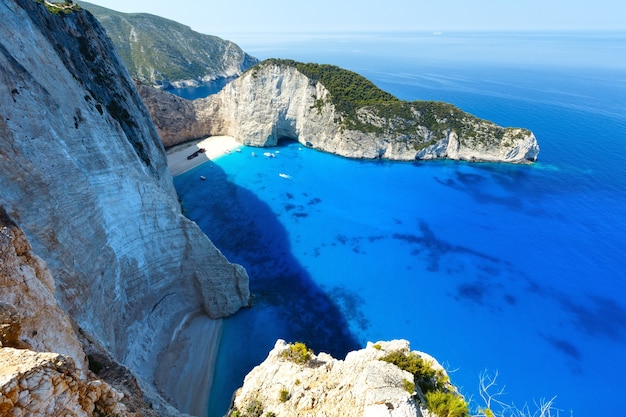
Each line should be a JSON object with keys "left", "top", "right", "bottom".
{"left": 229, "top": 340, "right": 455, "bottom": 417}
{"left": 0, "top": 208, "right": 86, "bottom": 371}
{"left": 78, "top": 1, "right": 258, "bottom": 87}
{"left": 140, "top": 61, "right": 539, "bottom": 163}
{"left": 0, "top": 208, "right": 133, "bottom": 416}
{"left": 0, "top": 0, "right": 249, "bottom": 413}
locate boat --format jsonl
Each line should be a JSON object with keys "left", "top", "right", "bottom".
{"left": 200, "top": 176, "right": 206, "bottom": 181}
{"left": 279, "top": 173, "right": 292, "bottom": 180}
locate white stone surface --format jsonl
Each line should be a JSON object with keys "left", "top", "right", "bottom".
{"left": 140, "top": 62, "right": 540, "bottom": 163}
{"left": 0, "top": 348, "right": 126, "bottom": 417}
{"left": 229, "top": 339, "right": 454, "bottom": 417}
{"left": 0, "top": 1, "right": 249, "bottom": 414}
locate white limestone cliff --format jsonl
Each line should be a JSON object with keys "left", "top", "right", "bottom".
{"left": 229, "top": 339, "right": 457, "bottom": 417}
{"left": 0, "top": 0, "right": 249, "bottom": 414}
{"left": 0, "top": 208, "right": 139, "bottom": 416}
{"left": 139, "top": 62, "right": 539, "bottom": 164}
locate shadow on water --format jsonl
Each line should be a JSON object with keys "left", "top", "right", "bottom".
{"left": 174, "top": 158, "right": 361, "bottom": 414}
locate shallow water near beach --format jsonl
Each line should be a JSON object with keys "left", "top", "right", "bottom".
{"left": 173, "top": 32, "right": 626, "bottom": 417}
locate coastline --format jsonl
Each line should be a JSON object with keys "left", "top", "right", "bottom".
{"left": 154, "top": 312, "right": 222, "bottom": 417}
{"left": 167, "top": 135, "right": 242, "bottom": 176}
{"left": 161, "top": 136, "right": 240, "bottom": 415}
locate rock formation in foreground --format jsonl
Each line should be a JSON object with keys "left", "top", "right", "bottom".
{"left": 78, "top": 0, "right": 258, "bottom": 88}
{"left": 228, "top": 339, "right": 467, "bottom": 417}
{"left": 0, "top": 208, "right": 132, "bottom": 416}
{"left": 139, "top": 59, "right": 539, "bottom": 163}
{"left": 0, "top": 1, "right": 249, "bottom": 414}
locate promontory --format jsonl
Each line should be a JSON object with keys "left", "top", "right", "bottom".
{"left": 139, "top": 59, "right": 540, "bottom": 163}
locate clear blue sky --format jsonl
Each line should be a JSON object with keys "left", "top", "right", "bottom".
{"left": 85, "top": 0, "right": 625, "bottom": 37}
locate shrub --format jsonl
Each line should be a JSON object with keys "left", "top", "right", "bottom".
{"left": 424, "top": 391, "right": 469, "bottom": 417}
{"left": 278, "top": 388, "right": 290, "bottom": 402}
{"left": 379, "top": 350, "right": 448, "bottom": 394}
{"left": 280, "top": 342, "right": 313, "bottom": 365}
{"left": 403, "top": 378, "right": 416, "bottom": 394}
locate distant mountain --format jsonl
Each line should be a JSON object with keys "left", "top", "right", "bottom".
{"left": 77, "top": 1, "right": 258, "bottom": 87}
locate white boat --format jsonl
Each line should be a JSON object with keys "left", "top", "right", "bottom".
{"left": 279, "top": 173, "right": 292, "bottom": 179}
{"left": 200, "top": 176, "right": 206, "bottom": 181}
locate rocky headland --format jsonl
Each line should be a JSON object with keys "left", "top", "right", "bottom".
{"left": 0, "top": 0, "right": 248, "bottom": 415}
{"left": 139, "top": 59, "right": 539, "bottom": 163}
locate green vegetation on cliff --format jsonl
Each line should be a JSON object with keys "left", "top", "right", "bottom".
{"left": 77, "top": 1, "right": 258, "bottom": 84}
{"left": 36, "top": 0, "right": 81, "bottom": 14}
{"left": 256, "top": 59, "right": 529, "bottom": 149}
{"left": 380, "top": 350, "right": 469, "bottom": 417}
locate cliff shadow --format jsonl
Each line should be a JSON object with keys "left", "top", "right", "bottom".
{"left": 173, "top": 157, "right": 361, "bottom": 413}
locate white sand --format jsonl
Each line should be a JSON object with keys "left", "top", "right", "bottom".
{"left": 167, "top": 136, "right": 241, "bottom": 176}
{"left": 154, "top": 313, "right": 222, "bottom": 416}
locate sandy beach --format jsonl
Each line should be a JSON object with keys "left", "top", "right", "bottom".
{"left": 154, "top": 312, "right": 222, "bottom": 417}
{"left": 167, "top": 136, "right": 242, "bottom": 176}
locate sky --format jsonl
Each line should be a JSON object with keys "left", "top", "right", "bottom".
{"left": 84, "top": 0, "right": 625, "bottom": 37}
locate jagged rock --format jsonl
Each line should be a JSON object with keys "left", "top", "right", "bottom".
{"left": 0, "top": 207, "right": 86, "bottom": 367}
{"left": 1, "top": 207, "right": 184, "bottom": 416}
{"left": 0, "top": 348, "right": 127, "bottom": 417}
{"left": 139, "top": 61, "right": 539, "bottom": 164}
{"left": 229, "top": 340, "right": 454, "bottom": 417}
{"left": 136, "top": 84, "right": 208, "bottom": 147}
{"left": 0, "top": 0, "right": 249, "bottom": 414}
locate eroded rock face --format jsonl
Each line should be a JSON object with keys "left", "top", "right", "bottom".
{"left": 0, "top": 207, "right": 86, "bottom": 370}
{"left": 139, "top": 62, "right": 539, "bottom": 163}
{"left": 229, "top": 340, "right": 449, "bottom": 417}
{"left": 0, "top": 348, "right": 126, "bottom": 417}
{"left": 0, "top": 0, "right": 249, "bottom": 413}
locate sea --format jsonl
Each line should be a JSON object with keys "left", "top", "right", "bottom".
{"left": 171, "top": 31, "right": 626, "bottom": 417}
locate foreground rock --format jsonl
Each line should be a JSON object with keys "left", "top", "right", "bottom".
{"left": 0, "top": 1, "right": 249, "bottom": 414}
{"left": 139, "top": 60, "right": 539, "bottom": 163}
{"left": 229, "top": 340, "right": 463, "bottom": 417}
{"left": 0, "top": 348, "right": 126, "bottom": 417}
{"left": 0, "top": 209, "right": 144, "bottom": 416}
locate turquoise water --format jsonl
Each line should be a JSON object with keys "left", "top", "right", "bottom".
{"left": 173, "top": 32, "right": 626, "bottom": 417}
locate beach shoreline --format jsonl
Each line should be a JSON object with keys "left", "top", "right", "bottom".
{"left": 154, "top": 312, "right": 222, "bottom": 417}
{"left": 167, "top": 136, "right": 242, "bottom": 176}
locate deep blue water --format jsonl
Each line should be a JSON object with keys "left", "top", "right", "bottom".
{"left": 164, "top": 76, "right": 237, "bottom": 100}
{"left": 172, "top": 32, "right": 626, "bottom": 417}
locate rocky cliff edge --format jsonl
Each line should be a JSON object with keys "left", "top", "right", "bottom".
{"left": 228, "top": 339, "right": 465, "bottom": 417}
{"left": 0, "top": 0, "right": 249, "bottom": 414}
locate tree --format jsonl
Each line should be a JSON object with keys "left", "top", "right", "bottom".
{"left": 475, "top": 371, "right": 562, "bottom": 417}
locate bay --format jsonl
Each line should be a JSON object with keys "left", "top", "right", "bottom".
{"left": 173, "top": 31, "right": 626, "bottom": 417}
